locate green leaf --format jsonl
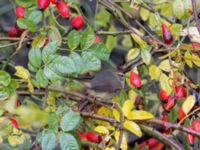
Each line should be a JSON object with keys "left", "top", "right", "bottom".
{"left": 173, "top": 0, "right": 185, "bottom": 19}
{"left": 0, "top": 119, "right": 13, "bottom": 137}
{"left": 15, "top": 0, "right": 36, "bottom": 7}
{"left": 80, "top": 27, "right": 95, "bottom": 49}
{"left": 82, "top": 52, "right": 101, "bottom": 72}
{"left": 36, "top": 69, "right": 49, "bottom": 88}
{"left": 60, "top": 133, "right": 80, "bottom": 150}
{"left": 0, "top": 87, "right": 10, "bottom": 101}
{"left": 61, "top": 111, "right": 81, "bottom": 132}
{"left": 105, "top": 25, "right": 117, "bottom": 51}
{"left": 48, "top": 113, "right": 58, "bottom": 131}
{"left": 25, "top": 9, "right": 42, "bottom": 24}
{"left": 0, "top": 71, "right": 11, "bottom": 86}
{"left": 43, "top": 64, "right": 61, "bottom": 81}
{"left": 17, "top": 18, "right": 36, "bottom": 32}
{"left": 170, "top": 24, "right": 183, "bottom": 35}
{"left": 28, "top": 62, "right": 38, "bottom": 73}
{"left": 141, "top": 49, "right": 151, "bottom": 65}
{"left": 67, "top": 30, "right": 80, "bottom": 50}
{"left": 42, "top": 42, "right": 58, "bottom": 64}
{"left": 90, "top": 43, "right": 110, "bottom": 61}
{"left": 69, "top": 52, "right": 85, "bottom": 74}
{"left": 7, "top": 79, "right": 19, "bottom": 94}
{"left": 54, "top": 56, "right": 76, "bottom": 75}
{"left": 41, "top": 132, "right": 56, "bottom": 150}
{"left": 48, "top": 26, "right": 62, "bottom": 46}
{"left": 29, "top": 47, "right": 42, "bottom": 68}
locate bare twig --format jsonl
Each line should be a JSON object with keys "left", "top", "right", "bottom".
{"left": 191, "top": 0, "right": 200, "bottom": 34}
{"left": 140, "top": 125, "right": 184, "bottom": 150}
{"left": 148, "top": 118, "right": 200, "bottom": 137}
{"left": 97, "top": 30, "right": 132, "bottom": 36}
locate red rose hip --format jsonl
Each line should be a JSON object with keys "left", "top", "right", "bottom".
{"left": 175, "top": 85, "right": 187, "bottom": 99}
{"left": 130, "top": 71, "right": 142, "bottom": 89}
{"left": 159, "top": 88, "right": 169, "bottom": 102}
{"left": 164, "top": 96, "right": 175, "bottom": 111}
{"left": 16, "top": 6, "right": 25, "bottom": 18}
{"left": 56, "top": 1, "right": 70, "bottom": 18}
{"left": 51, "top": 0, "right": 60, "bottom": 4}
{"left": 186, "top": 126, "right": 195, "bottom": 145}
{"left": 94, "top": 35, "right": 101, "bottom": 44}
{"left": 162, "top": 23, "right": 173, "bottom": 45}
{"left": 9, "top": 118, "right": 19, "bottom": 128}
{"left": 38, "top": 0, "right": 50, "bottom": 11}
{"left": 71, "top": 16, "right": 84, "bottom": 30}
{"left": 8, "top": 26, "right": 19, "bottom": 37}
{"left": 86, "top": 131, "right": 101, "bottom": 143}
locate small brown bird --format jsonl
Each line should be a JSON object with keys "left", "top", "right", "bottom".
{"left": 84, "top": 69, "right": 125, "bottom": 100}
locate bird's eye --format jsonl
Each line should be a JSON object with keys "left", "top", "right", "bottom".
{"left": 117, "top": 73, "right": 124, "bottom": 81}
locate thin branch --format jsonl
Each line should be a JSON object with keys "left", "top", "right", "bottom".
{"left": 80, "top": 112, "right": 116, "bottom": 124}
{"left": 140, "top": 125, "right": 184, "bottom": 150}
{"left": 148, "top": 118, "right": 200, "bottom": 137}
{"left": 97, "top": 30, "right": 132, "bottom": 36}
{"left": 191, "top": 0, "right": 200, "bottom": 34}
{"left": 178, "top": 107, "right": 200, "bottom": 124}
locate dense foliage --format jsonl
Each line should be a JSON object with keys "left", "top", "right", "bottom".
{"left": 0, "top": 0, "right": 200, "bottom": 150}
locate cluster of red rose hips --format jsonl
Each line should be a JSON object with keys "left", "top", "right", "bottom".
{"left": 9, "top": 0, "right": 101, "bottom": 46}
{"left": 76, "top": 130, "right": 102, "bottom": 149}
{"left": 138, "top": 138, "right": 164, "bottom": 150}
{"left": 7, "top": 6, "right": 25, "bottom": 38}
{"left": 160, "top": 86, "right": 200, "bottom": 145}
{"left": 160, "top": 85, "right": 187, "bottom": 134}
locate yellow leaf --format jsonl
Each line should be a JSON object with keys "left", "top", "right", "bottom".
{"left": 113, "top": 109, "right": 120, "bottom": 122}
{"left": 31, "top": 34, "right": 46, "bottom": 48}
{"left": 8, "top": 135, "right": 24, "bottom": 147}
{"left": 114, "top": 131, "right": 128, "bottom": 150}
{"left": 106, "top": 147, "right": 115, "bottom": 150}
{"left": 97, "top": 107, "right": 112, "bottom": 117}
{"left": 159, "top": 73, "right": 172, "bottom": 95}
{"left": 28, "top": 79, "right": 34, "bottom": 93}
{"left": 127, "top": 110, "right": 154, "bottom": 120}
{"left": 96, "top": 107, "right": 112, "bottom": 126}
{"left": 140, "top": 7, "right": 150, "bottom": 21}
{"left": 107, "top": 125, "right": 115, "bottom": 131}
{"left": 15, "top": 66, "right": 30, "bottom": 80}
{"left": 184, "top": 51, "right": 193, "bottom": 68}
{"left": 149, "top": 65, "right": 161, "bottom": 80}
{"left": 158, "top": 60, "right": 171, "bottom": 72}
{"left": 180, "top": 43, "right": 200, "bottom": 51}
{"left": 122, "top": 100, "right": 134, "bottom": 117}
{"left": 192, "top": 54, "right": 200, "bottom": 67}
{"left": 124, "top": 120, "right": 142, "bottom": 137}
{"left": 94, "top": 126, "right": 109, "bottom": 135}
{"left": 182, "top": 95, "right": 196, "bottom": 114}
{"left": 128, "top": 90, "right": 137, "bottom": 102}
{"left": 131, "top": 33, "right": 147, "bottom": 48}
{"left": 126, "top": 48, "right": 140, "bottom": 61}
